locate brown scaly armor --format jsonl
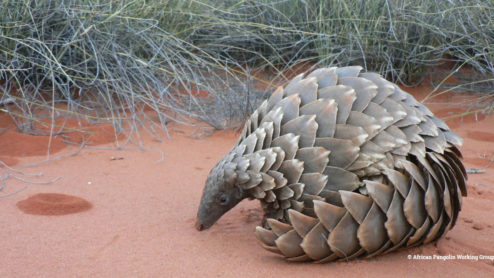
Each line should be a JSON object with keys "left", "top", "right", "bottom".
{"left": 196, "top": 66, "right": 467, "bottom": 262}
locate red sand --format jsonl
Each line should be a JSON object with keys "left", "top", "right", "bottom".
{"left": 1, "top": 87, "right": 494, "bottom": 277}
{"left": 17, "top": 193, "right": 93, "bottom": 215}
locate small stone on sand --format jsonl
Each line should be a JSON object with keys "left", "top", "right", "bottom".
{"left": 472, "top": 223, "right": 484, "bottom": 231}
{"left": 463, "top": 218, "right": 474, "bottom": 223}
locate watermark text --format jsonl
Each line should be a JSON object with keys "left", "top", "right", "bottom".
{"left": 407, "top": 254, "right": 494, "bottom": 261}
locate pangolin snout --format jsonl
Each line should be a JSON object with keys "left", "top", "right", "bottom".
{"left": 195, "top": 219, "right": 205, "bottom": 231}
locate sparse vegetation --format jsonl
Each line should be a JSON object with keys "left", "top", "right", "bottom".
{"left": 1, "top": 0, "right": 493, "bottom": 136}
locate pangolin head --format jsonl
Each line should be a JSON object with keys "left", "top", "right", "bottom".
{"left": 196, "top": 156, "right": 245, "bottom": 231}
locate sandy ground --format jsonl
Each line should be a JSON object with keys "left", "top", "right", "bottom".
{"left": 1, "top": 86, "right": 493, "bottom": 277}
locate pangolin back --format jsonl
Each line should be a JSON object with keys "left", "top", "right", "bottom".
{"left": 201, "top": 66, "right": 467, "bottom": 262}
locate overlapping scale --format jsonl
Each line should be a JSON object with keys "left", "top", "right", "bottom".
{"left": 210, "top": 66, "right": 466, "bottom": 262}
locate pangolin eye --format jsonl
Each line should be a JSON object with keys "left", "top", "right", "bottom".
{"left": 219, "top": 194, "right": 229, "bottom": 205}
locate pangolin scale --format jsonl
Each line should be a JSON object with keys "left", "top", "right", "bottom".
{"left": 196, "top": 66, "right": 467, "bottom": 262}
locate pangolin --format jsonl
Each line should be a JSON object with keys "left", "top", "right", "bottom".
{"left": 195, "top": 66, "right": 467, "bottom": 262}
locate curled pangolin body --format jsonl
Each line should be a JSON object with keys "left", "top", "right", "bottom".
{"left": 199, "top": 66, "right": 467, "bottom": 262}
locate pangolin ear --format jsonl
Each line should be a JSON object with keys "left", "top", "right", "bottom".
{"left": 234, "top": 187, "right": 243, "bottom": 199}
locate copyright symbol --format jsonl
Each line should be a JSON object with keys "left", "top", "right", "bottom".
{"left": 408, "top": 255, "right": 412, "bottom": 259}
